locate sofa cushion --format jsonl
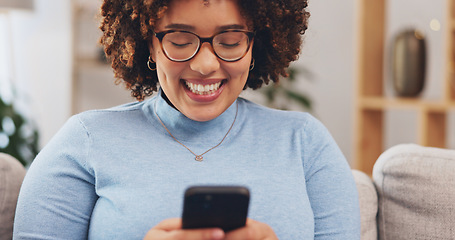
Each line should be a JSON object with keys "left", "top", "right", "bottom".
{"left": 0, "top": 153, "right": 26, "bottom": 240}
{"left": 352, "top": 169, "right": 378, "bottom": 240}
{"left": 373, "top": 144, "right": 455, "bottom": 240}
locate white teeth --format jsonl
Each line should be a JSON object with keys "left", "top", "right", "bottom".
{"left": 185, "top": 81, "right": 222, "bottom": 95}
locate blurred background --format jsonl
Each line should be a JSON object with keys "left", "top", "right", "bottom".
{"left": 0, "top": 0, "right": 454, "bottom": 170}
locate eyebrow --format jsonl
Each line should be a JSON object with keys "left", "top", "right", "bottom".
{"left": 217, "top": 24, "right": 246, "bottom": 31}
{"left": 164, "top": 24, "right": 196, "bottom": 31}
{"left": 164, "top": 23, "right": 246, "bottom": 32}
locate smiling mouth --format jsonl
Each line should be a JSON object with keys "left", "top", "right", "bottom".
{"left": 183, "top": 80, "right": 224, "bottom": 95}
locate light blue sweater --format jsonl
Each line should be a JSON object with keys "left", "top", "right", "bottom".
{"left": 14, "top": 92, "right": 360, "bottom": 239}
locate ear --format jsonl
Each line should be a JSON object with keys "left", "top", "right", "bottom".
{"left": 148, "top": 41, "right": 156, "bottom": 62}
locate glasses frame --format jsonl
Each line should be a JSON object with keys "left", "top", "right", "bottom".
{"left": 153, "top": 29, "right": 255, "bottom": 62}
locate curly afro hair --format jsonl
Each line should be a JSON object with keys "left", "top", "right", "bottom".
{"left": 100, "top": 0, "right": 310, "bottom": 101}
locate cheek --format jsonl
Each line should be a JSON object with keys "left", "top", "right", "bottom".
{"left": 156, "top": 57, "right": 187, "bottom": 84}
{"left": 224, "top": 58, "right": 251, "bottom": 81}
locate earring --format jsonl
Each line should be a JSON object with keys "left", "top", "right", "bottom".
{"left": 249, "top": 58, "right": 255, "bottom": 71}
{"left": 147, "top": 56, "right": 156, "bottom": 71}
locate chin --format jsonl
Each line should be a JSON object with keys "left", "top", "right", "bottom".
{"left": 184, "top": 109, "right": 223, "bottom": 122}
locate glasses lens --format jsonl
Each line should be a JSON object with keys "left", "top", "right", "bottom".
{"left": 162, "top": 32, "right": 199, "bottom": 61}
{"left": 213, "top": 31, "right": 250, "bottom": 61}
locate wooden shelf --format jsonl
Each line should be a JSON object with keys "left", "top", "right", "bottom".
{"left": 450, "top": 0, "right": 455, "bottom": 101}
{"left": 353, "top": 0, "right": 455, "bottom": 175}
{"left": 357, "top": 0, "right": 385, "bottom": 98}
{"left": 359, "top": 97, "right": 455, "bottom": 111}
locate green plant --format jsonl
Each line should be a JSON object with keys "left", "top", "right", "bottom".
{"left": 261, "top": 66, "right": 313, "bottom": 111}
{"left": 0, "top": 96, "right": 39, "bottom": 167}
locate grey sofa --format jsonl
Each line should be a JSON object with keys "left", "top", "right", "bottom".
{"left": 0, "top": 153, "right": 26, "bottom": 240}
{"left": 2, "top": 144, "right": 455, "bottom": 239}
{"left": 354, "top": 144, "right": 455, "bottom": 240}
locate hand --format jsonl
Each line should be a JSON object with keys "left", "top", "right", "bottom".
{"left": 143, "top": 218, "right": 225, "bottom": 240}
{"left": 224, "top": 219, "right": 278, "bottom": 240}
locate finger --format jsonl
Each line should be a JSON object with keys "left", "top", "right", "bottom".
{"left": 143, "top": 219, "right": 182, "bottom": 240}
{"left": 225, "top": 226, "right": 254, "bottom": 240}
{"left": 225, "top": 219, "right": 255, "bottom": 240}
{"left": 225, "top": 218, "right": 277, "bottom": 240}
{"left": 153, "top": 218, "right": 182, "bottom": 231}
{"left": 144, "top": 219, "right": 225, "bottom": 240}
{"left": 170, "top": 228, "right": 225, "bottom": 240}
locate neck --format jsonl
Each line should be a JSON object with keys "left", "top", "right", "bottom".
{"left": 160, "top": 89, "right": 178, "bottom": 111}
{"left": 153, "top": 91, "right": 239, "bottom": 139}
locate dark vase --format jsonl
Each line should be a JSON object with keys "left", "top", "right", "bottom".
{"left": 392, "top": 29, "right": 427, "bottom": 97}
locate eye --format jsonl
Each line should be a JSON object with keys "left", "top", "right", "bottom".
{"left": 164, "top": 32, "right": 197, "bottom": 48}
{"left": 214, "top": 32, "right": 246, "bottom": 48}
{"left": 169, "top": 41, "right": 193, "bottom": 48}
{"left": 219, "top": 41, "right": 241, "bottom": 48}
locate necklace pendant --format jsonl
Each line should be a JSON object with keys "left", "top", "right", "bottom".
{"left": 195, "top": 155, "right": 203, "bottom": 161}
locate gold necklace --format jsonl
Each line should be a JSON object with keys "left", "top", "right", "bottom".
{"left": 154, "top": 100, "right": 238, "bottom": 162}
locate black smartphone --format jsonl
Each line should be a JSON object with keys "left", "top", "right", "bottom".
{"left": 182, "top": 186, "right": 250, "bottom": 232}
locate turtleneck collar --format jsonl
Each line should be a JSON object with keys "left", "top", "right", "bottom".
{"left": 145, "top": 89, "right": 239, "bottom": 145}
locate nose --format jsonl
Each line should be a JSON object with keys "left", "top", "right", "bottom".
{"left": 189, "top": 42, "right": 220, "bottom": 76}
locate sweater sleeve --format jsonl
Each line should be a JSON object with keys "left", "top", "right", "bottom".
{"left": 13, "top": 115, "right": 97, "bottom": 240}
{"left": 302, "top": 116, "right": 360, "bottom": 239}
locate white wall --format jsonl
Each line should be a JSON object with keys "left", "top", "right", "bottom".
{"left": 297, "top": 0, "right": 357, "bottom": 162}
{"left": 72, "top": 0, "right": 136, "bottom": 114}
{"left": 7, "top": 0, "right": 73, "bottom": 147}
{"left": 0, "top": 14, "right": 14, "bottom": 103}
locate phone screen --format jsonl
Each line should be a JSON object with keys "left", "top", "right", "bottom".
{"left": 181, "top": 186, "right": 250, "bottom": 232}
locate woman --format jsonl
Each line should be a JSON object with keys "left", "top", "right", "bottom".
{"left": 14, "top": 0, "right": 360, "bottom": 239}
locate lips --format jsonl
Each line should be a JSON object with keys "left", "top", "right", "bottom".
{"left": 183, "top": 80, "right": 224, "bottom": 95}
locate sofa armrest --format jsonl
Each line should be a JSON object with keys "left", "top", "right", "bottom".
{"left": 352, "top": 169, "right": 378, "bottom": 240}
{"left": 0, "top": 153, "right": 26, "bottom": 239}
{"left": 373, "top": 144, "right": 455, "bottom": 240}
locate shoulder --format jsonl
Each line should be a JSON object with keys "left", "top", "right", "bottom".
{"left": 76, "top": 101, "right": 145, "bottom": 121}
{"left": 49, "top": 100, "right": 153, "bottom": 146}
{"left": 238, "top": 97, "right": 322, "bottom": 130}
{"left": 238, "top": 98, "right": 336, "bottom": 154}
{"left": 71, "top": 100, "right": 152, "bottom": 130}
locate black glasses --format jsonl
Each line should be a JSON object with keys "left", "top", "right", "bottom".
{"left": 153, "top": 29, "right": 254, "bottom": 62}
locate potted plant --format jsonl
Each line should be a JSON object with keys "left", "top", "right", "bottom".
{"left": 260, "top": 66, "right": 313, "bottom": 111}
{"left": 0, "top": 95, "right": 39, "bottom": 167}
